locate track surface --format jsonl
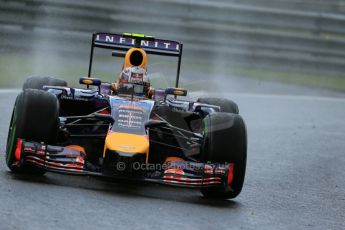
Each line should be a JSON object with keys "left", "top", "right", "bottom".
{"left": 0, "top": 86, "right": 344, "bottom": 230}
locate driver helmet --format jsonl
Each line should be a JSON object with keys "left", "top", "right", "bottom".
{"left": 117, "top": 66, "right": 150, "bottom": 97}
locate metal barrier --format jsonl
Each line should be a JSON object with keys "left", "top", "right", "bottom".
{"left": 0, "top": 0, "right": 344, "bottom": 75}
{"left": 213, "top": 0, "right": 345, "bottom": 13}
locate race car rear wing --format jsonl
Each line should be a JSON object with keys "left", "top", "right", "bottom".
{"left": 87, "top": 32, "right": 183, "bottom": 87}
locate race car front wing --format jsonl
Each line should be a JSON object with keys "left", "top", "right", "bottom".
{"left": 12, "top": 139, "right": 234, "bottom": 189}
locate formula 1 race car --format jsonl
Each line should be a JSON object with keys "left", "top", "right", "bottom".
{"left": 5, "top": 32, "right": 247, "bottom": 199}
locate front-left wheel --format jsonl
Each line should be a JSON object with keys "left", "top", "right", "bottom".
{"left": 22, "top": 76, "right": 67, "bottom": 90}
{"left": 6, "top": 89, "right": 59, "bottom": 174}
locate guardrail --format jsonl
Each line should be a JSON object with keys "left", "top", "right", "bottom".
{"left": 0, "top": 0, "right": 345, "bottom": 75}
{"left": 214, "top": 0, "right": 345, "bottom": 13}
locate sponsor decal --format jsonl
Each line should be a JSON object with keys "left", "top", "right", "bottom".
{"left": 117, "top": 107, "right": 144, "bottom": 129}
{"left": 61, "top": 95, "right": 88, "bottom": 101}
{"left": 95, "top": 33, "right": 180, "bottom": 52}
{"left": 109, "top": 97, "right": 154, "bottom": 134}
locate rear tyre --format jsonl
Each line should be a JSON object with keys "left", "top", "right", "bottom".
{"left": 23, "top": 76, "right": 67, "bottom": 90}
{"left": 200, "top": 112, "right": 247, "bottom": 199}
{"left": 6, "top": 89, "right": 59, "bottom": 174}
{"left": 197, "top": 97, "right": 239, "bottom": 114}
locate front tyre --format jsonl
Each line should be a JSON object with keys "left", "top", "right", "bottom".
{"left": 22, "top": 76, "right": 67, "bottom": 90}
{"left": 197, "top": 97, "right": 239, "bottom": 114}
{"left": 200, "top": 112, "right": 247, "bottom": 199}
{"left": 6, "top": 89, "right": 59, "bottom": 174}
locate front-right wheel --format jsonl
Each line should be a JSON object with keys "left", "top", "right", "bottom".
{"left": 200, "top": 112, "right": 247, "bottom": 199}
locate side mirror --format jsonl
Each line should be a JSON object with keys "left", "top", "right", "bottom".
{"left": 165, "top": 87, "right": 187, "bottom": 97}
{"left": 79, "top": 77, "right": 102, "bottom": 87}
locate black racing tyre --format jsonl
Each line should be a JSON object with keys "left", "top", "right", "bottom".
{"left": 23, "top": 76, "right": 67, "bottom": 90}
{"left": 5, "top": 89, "right": 59, "bottom": 174}
{"left": 200, "top": 112, "right": 247, "bottom": 199}
{"left": 197, "top": 97, "right": 239, "bottom": 114}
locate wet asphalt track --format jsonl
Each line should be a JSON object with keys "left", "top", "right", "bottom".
{"left": 0, "top": 86, "right": 344, "bottom": 230}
